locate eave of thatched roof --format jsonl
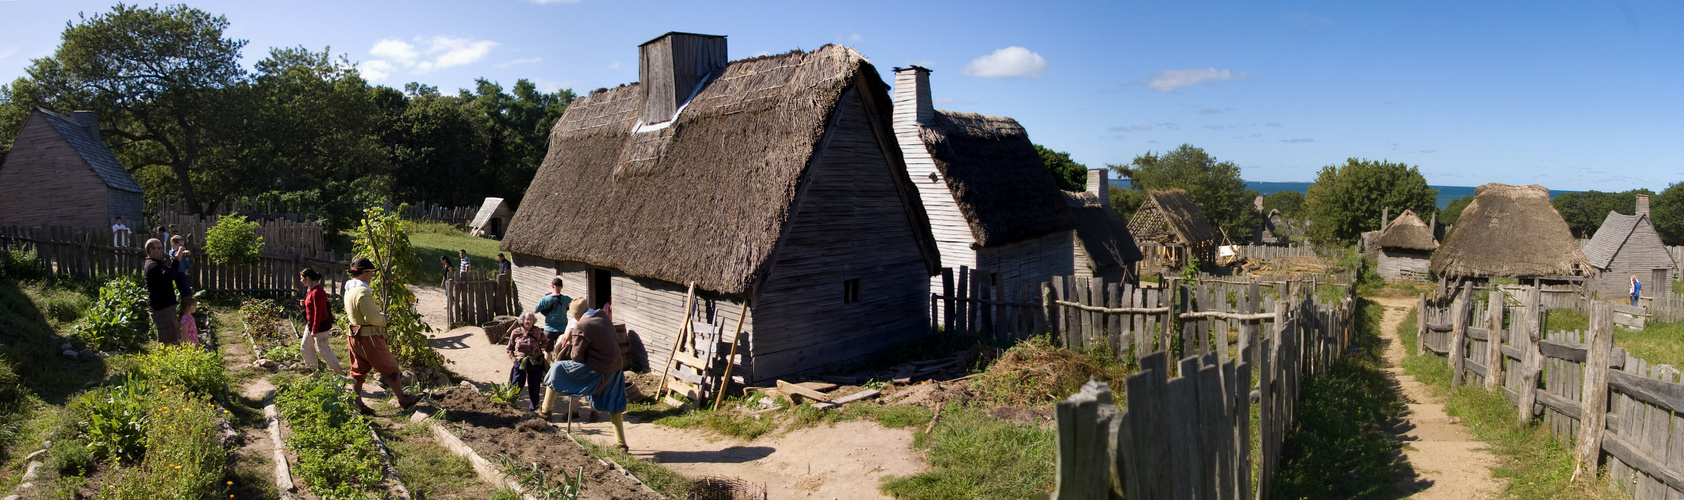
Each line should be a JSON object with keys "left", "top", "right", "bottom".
{"left": 917, "top": 110, "right": 1076, "bottom": 247}
{"left": 501, "top": 45, "right": 938, "bottom": 296}
{"left": 1430, "top": 183, "right": 1592, "bottom": 278}
{"left": 1137, "top": 189, "right": 1216, "bottom": 244}
{"left": 1374, "top": 209, "right": 1438, "bottom": 251}
{"left": 1065, "top": 191, "right": 1143, "bottom": 270}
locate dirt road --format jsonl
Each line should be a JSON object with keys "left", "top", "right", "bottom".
{"left": 1375, "top": 295, "right": 1506, "bottom": 498}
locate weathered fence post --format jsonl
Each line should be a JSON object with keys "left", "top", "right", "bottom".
{"left": 1416, "top": 294, "right": 1427, "bottom": 356}
{"left": 1450, "top": 281, "right": 1472, "bottom": 387}
{"left": 1485, "top": 287, "right": 1505, "bottom": 391}
{"left": 1517, "top": 285, "right": 1543, "bottom": 423}
{"left": 1053, "top": 379, "right": 1115, "bottom": 499}
{"left": 1571, "top": 300, "right": 1614, "bottom": 483}
{"left": 1041, "top": 281, "right": 1057, "bottom": 340}
{"left": 942, "top": 268, "right": 955, "bottom": 333}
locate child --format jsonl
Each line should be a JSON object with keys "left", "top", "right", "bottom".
{"left": 179, "top": 299, "right": 200, "bottom": 345}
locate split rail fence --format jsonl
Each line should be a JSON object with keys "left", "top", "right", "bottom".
{"left": 444, "top": 269, "right": 518, "bottom": 327}
{"left": 1420, "top": 284, "right": 1684, "bottom": 499}
{"left": 0, "top": 225, "right": 351, "bottom": 297}
{"left": 1050, "top": 281, "right": 1356, "bottom": 499}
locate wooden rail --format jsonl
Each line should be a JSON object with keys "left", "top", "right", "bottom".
{"left": 1, "top": 225, "right": 350, "bottom": 296}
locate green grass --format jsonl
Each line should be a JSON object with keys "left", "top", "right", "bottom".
{"left": 1614, "top": 321, "right": 1684, "bottom": 368}
{"left": 382, "top": 420, "right": 509, "bottom": 499}
{"left": 575, "top": 436, "right": 691, "bottom": 498}
{"left": 1547, "top": 308, "right": 1590, "bottom": 332}
{"left": 1396, "top": 306, "right": 1624, "bottom": 499}
{"left": 877, "top": 406, "right": 1056, "bottom": 499}
{"left": 406, "top": 221, "right": 505, "bottom": 287}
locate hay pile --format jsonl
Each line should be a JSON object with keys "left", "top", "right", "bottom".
{"left": 969, "top": 337, "right": 1130, "bottom": 408}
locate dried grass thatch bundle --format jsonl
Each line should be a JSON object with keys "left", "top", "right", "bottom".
{"left": 1430, "top": 183, "right": 1591, "bottom": 278}
{"left": 917, "top": 110, "right": 1075, "bottom": 247}
{"left": 1065, "top": 191, "right": 1144, "bottom": 270}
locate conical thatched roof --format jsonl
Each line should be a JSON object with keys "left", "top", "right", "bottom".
{"left": 501, "top": 45, "right": 939, "bottom": 295}
{"left": 1374, "top": 209, "right": 1437, "bottom": 251}
{"left": 1430, "top": 183, "right": 1591, "bottom": 278}
{"left": 917, "top": 110, "right": 1076, "bottom": 247}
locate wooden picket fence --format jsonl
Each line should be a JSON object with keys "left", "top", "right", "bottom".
{"left": 1228, "top": 244, "right": 1319, "bottom": 261}
{"left": 155, "top": 212, "right": 328, "bottom": 256}
{"left": 0, "top": 225, "right": 351, "bottom": 297}
{"left": 400, "top": 203, "right": 477, "bottom": 225}
{"left": 1420, "top": 284, "right": 1684, "bottom": 499}
{"left": 1051, "top": 283, "right": 1356, "bottom": 499}
{"left": 445, "top": 269, "right": 518, "bottom": 327}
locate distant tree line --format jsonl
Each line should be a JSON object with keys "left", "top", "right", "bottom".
{"left": 0, "top": 4, "right": 573, "bottom": 234}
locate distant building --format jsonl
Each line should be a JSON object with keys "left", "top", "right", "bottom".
{"left": 0, "top": 108, "right": 144, "bottom": 229}
{"left": 1431, "top": 183, "right": 1590, "bottom": 280}
{"left": 1064, "top": 172, "right": 1143, "bottom": 283}
{"left": 1129, "top": 189, "right": 1216, "bottom": 273}
{"left": 1581, "top": 195, "right": 1677, "bottom": 298}
{"left": 468, "top": 197, "right": 512, "bottom": 239}
{"left": 1374, "top": 209, "right": 1437, "bottom": 281}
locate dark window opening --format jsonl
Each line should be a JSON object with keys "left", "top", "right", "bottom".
{"left": 843, "top": 278, "right": 862, "bottom": 304}
{"left": 589, "top": 268, "right": 613, "bottom": 309}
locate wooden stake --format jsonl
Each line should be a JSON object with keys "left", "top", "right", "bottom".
{"left": 712, "top": 301, "right": 750, "bottom": 411}
{"left": 1571, "top": 301, "right": 1614, "bottom": 483}
{"left": 655, "top": 282, "right": 697, "bottom": 402}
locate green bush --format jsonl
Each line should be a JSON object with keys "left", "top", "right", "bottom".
{"left": 49, "top": 435, "right": 93, "bottom": 476}
{"left": 71, "top": 277, "right": 151, "bottom": 352}
{"left": 204, "top": 214, "right": 264, "bottom": 266}
{"left": 74, "top": 382, "right": 152, "bottom": 463}
{"left": 115, "top": 344, "right": 229, "bottom": 396}
{"left": 94, "top": 385, "right": 228, "bottom": 500}
{"left": 277, "top": 374, "right": 384, "bottom": 498}
{"left": 351, "top": 207, "right": 445, "bottom": 371}
{"left": 0, "top": 244, "right": 48, "bottom": 281}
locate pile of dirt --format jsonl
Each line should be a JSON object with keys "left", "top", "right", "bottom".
{"left": 430, "top": 387, "right": 662, "bottom": 499}
{"left": 968, "top": 337, "right": 1128, "bottom": 408}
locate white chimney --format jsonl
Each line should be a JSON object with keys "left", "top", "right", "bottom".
{"left": 893, "top": 66, "right": 933, "bottom": 125}
{"left": 638, "top": 32, "right": 726, "bottom": 125}
{"left": 1637, "top": 194, "right": 1650, "bottom": 216}
{"left": 71, "top": 110, "right": 100, "bottom": 141}
{"left": 1086, "top": 169, "right": 1110, "bottom": 209}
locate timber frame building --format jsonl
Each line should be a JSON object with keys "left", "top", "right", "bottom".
{"left": 1581, "top": 195, "right": 1677, "bottom": 299}
{"left": 0, "top": 108, "right": 144, "bottom": 229}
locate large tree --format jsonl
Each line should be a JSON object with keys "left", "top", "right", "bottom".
{"left": 1303, "top": 158, "right": 1438, "bottom": 246}
{"left": 1035, "top": 144, "right": 1087, "bottom": 192}
{"left": 1652, "top": 183, "right": 1684, "bottom": 246}
{"left": 1110, "top": 144, "right": 1259, "bottom": 241}
{"left": 1551, "top": 189, "right": 1655, "bottom": 239}
{"left": 14, "top": 4, "right": 249, "bottom": 214}
{"left": 1439, "top": 194, "right": 1474, "bottom": 226}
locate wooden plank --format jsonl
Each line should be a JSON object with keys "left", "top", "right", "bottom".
{"left": 776, "top": 380, "right": 831, "bottom": 403}
{"left": 1608, "top": 370, "right": 1684, "bottom": 414}
{"left": 1486, "top": 288, "right": 1505, "bottom": 391}
{"left": 1602, "top": 432, "right": 1684, "bottom": 493}
{"left": 813, "top": 389, "right": 880, "bottom": 410}
{"left": 1166, "top": 356, "right": 1201, "bottom": 500}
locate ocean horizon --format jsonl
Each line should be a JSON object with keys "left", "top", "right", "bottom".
{"left": 1113, "top": 179, "right": 1576, "bottom": 209}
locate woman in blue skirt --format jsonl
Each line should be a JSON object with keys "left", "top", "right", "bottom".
{"left": 545, "top": 302, "right": 628, "bottom": 450}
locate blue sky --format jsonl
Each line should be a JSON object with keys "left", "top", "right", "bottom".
{"left": 2, "top": 0, "right": 1681, "bottom": 192}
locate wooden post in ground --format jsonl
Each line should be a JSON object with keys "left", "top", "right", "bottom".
{"left": 1451, "top": 281, "right": 1473, "bottom": 387}
{"left": 1052, "top": 380, "right": 1114, "bottom": 500}
{"left": 942, "top": 268, "right": 955, "bottom": 333}
{"left": 1416, "top": 294, "right": 1427, "bottom": 356}
{"left": 1517, "top": 285, "right": 1543, "bottom": 423}
{"left": 1571, "top": 300, "right": 1614, "bottom": 483}
{"left": 1485, "top": 287, "right": 1505, "bottom": 391}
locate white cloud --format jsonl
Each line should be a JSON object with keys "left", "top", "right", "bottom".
{"left": 608, "top": 61, "right": 621, "bottom": 70}
{"left": 530, "top": 78, "right": 569, "bottom": 93}
{"left": 1146, "top": 68, "right": 1247, "bottom": 92}
{"left": 495, "top": 57, "right": 542, "bottom": 68}
{"left": 961, "top": 47, "right": 1046, "bottom": 79}
{"left": 363, "top": 35, "right": 499, "bottom": 78}
{"left": 1280, "top": 137, "right": 1314, "bottom": 144}
{"left": 0, "top": 47, "right": 17, "bottom": 62}
{"left": 849, "top": 33, "right": 863, "bottom": 42}
{"left": 359, "top": 60, "right": 396, "bottom": 81}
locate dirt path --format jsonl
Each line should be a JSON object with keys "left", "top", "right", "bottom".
{"left": 1375, "top": 295, "right": 1505, "bottom": 499}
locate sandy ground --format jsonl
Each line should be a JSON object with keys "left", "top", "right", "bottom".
{"left": 410, "top": 284, "right": 927, "bottom": 498}
{"left": 1375, "top": 295, "right": 1506, "bottom": 499}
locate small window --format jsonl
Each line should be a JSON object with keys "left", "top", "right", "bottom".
{"left": 843, "top": 278, "right": 862, "bottom": 304}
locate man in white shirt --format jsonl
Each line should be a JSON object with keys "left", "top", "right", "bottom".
{"left": 111, "top": 217, "right": 131, "bottom": 248}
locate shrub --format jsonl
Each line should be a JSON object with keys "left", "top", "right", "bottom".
{"left": 94, "top": 385, "right": 228, "bottom": 500}
{"left": 203, "top": 214, "right": 264, "bottom": 266}
{"left": 72, "top": 277, "right": 151, "bottom": 352}
{"left": 277, "top": 374, "right": 384, "bottom": 498}
{"left": 0, "top": 244, "right": 47, "bottom": 281}
{"left": 49, "top": 435, "right": 93, "bottom": 477}
{"left": 115, "top": 344, "right": 229, "bottom": 396}
{"left": 74, "top": 382, "right": 152, "bottom": 463}
{"left": 239, "top": 298, "right": 296, "bottom": 357}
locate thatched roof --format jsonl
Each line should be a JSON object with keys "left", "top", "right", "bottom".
{"left": 916, "top": 111, "right": 1075, "bottom": 247}
{"left": 501, "top": 45, "right": 938, "bottom": 295}
{"left": 1430, "top": 183, "right": 1591, "bottom": 278}
{"left": 1582, "top": 211, "right": 1673, "bottom": 270}
{"left": 1129, "top": 189, "right": 1216, "bottom": 245}
{"left": 1374, "top": 209, "right": 1437, "bottom": 251}
{"left": 33, "top": 108, "right": 142, "bottom": 193}
{"left": 1065, "top": 191, "right": 1143, "bottom": 270}
{"left": 468, "top": 197, "right": 508, "bottom": 229}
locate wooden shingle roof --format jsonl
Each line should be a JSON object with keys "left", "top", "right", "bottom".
{"left": 34, "top": 108, "right": 142, "bottom": 193}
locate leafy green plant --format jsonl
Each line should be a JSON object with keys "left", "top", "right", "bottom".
{"left": 1180, "top": 255, "right": 1202, "bottom": 283}
{"left": 74, "top": 382, "right": 152, "bottom": 463}
{"left": 203, "top": 213, "right": 264, "bottom": 266}
{"left": 95, "top": 384, "right": 230, "bottom": 500}
{"left": 71, "top": 277, "right": 151, "bottom": 352}
{"left": 49, "top": 437, "right": 93, "bottom": 477}
{"left": 492, "top": 454, "right": 584, "bottom": 500}
{"left": 351, "top": 207, "right": 445, "bottom": 371}
{"left": 486, "top": 382, "right": 522, "bottom": 405}
{"left": 276, "top": 374, "right": 384, "bottom": 497}
{"left": 0, "top": 244, "right": 48, "bottom": 280}
{"left": 114, "top": 343, "right": 229, "bottom": 396}
{"left": 239, "top": 298, "right": 296, "bottom": 357}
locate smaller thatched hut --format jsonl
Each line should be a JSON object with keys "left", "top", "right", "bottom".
{"left": 1128, "top": 189, "right": 1216, "bottom": 272}
{"left": 1581, "top": 195, "right": 1677, "bottom": 298}
{"left": 1430, "top": 183, "right": 1591, "bottom": 280}
{"left": 468, "top": 197, "right": 512, "bottom": 239}
{"left": 1065, "top": 186, "right": 1143, "bottom": 282}
{"left": 1374, "top": 209, "right": 1437, "bottom": 281}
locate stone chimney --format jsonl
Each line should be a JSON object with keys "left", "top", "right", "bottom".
{"left": 71, "top": 110, "right": 100, "bottom": 141}
{"left": 1636, "top": 194, "right": 1650, "bottom": 216}
{"left": 1086, "top": 169, "right": 1110, "bottom": 208}
{"left": 638, "top": 32, "right": 726, "bottom": 125}
{"left": 892, "top": 66, "right": 933, "bottom": 125}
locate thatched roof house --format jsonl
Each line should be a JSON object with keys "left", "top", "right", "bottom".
{"left": 1129, "top": 189, "right": 1217, "bottom": 271}
{"left": 1581, "top": 195, "right": 1677, "bottom": 298}
{"left": 1066, "top": 184, "right": 1144, "bottom": 282}
{"left": 502, "top": 33, "right": 939, "bottom": 385}
{"left": 1430, "top": 183, "right": 1591, "bottom": 279}
{"left": 892, "top": 66, "right": 1109, "bottom": 298}
{"left": 0, "top": 108, "right": 144, "bottom": 230}
{"left": 1374, "top": 209, "right": 1437, "bottom": 281}
{"left": 468, "top": 197, "right": 511, "bottom": 239}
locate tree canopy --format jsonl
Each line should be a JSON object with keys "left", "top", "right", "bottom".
{"left": 1302, "top": 158, "right": 1437, "bottom": 246}
{"left": 1035, "top": 144, "right": 1087, "bottom": 192}
{"left": 1649, "top": 183, "right": 1684, "bottom": 246}
{"left": 1439, "top": 195, "right": 1474, "bottom": 227}
{"left": 1109, "top": 144, "right": 1258, "bottom": 241}
{"left": 1262, "top": 191, "right": 1305, "bottom": 219}
{"left": 1551, "top": 189, "right": 1655, "bottom": 239}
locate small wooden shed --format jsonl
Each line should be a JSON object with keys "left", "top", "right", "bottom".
{"left": 468, "top": 197, "right": 512, "bottom": 239}
{"left": 1431, "top": 183, "right": 1591, "bottom": 280}
{"left": 1581, "top": 195, "right": 1677, "bottom": 298}
{"left": 1065, "top": 182, "right": 1144, "bottom": 283}
{"left": 1374, "top": 209, "right": 1437, "bottom": 281}
{"left": 0, "top": 108, "right": 144, "bottom": 229}
{"left": 1128, "top": 189, "right": 1216, "bottom": 272}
